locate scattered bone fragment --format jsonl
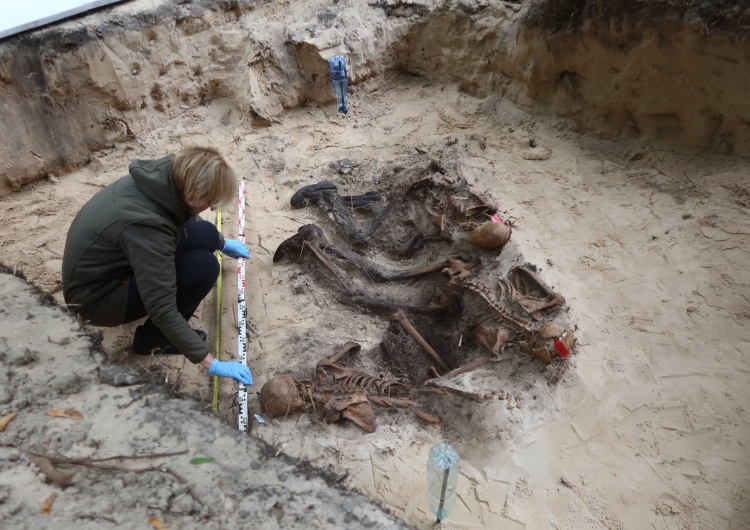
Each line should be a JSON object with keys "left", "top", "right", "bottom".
{"left": 508, "top": 266, "right": 565, "bottom": 318}
{"left": 561, "top": 330, "right": 576, "bottom": 352}
{"left": 519, "top": 340, "right": 552, "bottom": 364}
{"left": 472, "top": 320, "right": 512, "bottom": 355}
{"left": 340, "top": 400, "right": 377, "bottom": 433}
{"left": 530, "top": 346, "right": 552, "bottom": 364}
{"left": 414, "top": 409, "right": 443, "bottom": 426}
{"left": 538, "top": 321, "right": 565, "bottom": 339}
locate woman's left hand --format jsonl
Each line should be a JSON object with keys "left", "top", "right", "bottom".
{"left": 221, "top": 239, "right": 250, "bottom": 259}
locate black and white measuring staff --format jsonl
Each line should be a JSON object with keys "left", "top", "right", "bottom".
{"left": 237, "top": 180, "right": 249, "bottom": 432}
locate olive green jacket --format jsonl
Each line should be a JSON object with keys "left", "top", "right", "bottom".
{"left": 62, "top": 155, "right": 209, "bottom": 364}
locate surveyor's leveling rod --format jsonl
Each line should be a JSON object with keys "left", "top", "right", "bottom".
{"left": 211, "top": 210, "right": 222, "bottom": 413}
{"left": 237, "top": 181, "right": 249, "bottom": 432}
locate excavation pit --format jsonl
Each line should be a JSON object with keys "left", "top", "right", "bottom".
{"left": 1, "top": 1, "right": 749, "bottom": 528}
{"left": 261, "top": 158, "right": 575, "bottom": 434}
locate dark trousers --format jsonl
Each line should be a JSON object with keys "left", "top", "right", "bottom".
{"left": 124, "top": 219, "right": 221, "bottom": 340}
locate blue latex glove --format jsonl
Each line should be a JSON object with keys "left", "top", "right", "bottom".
{"left": 208, "top": 359, "right": 253, "bottom": 385}
{"left": 221, "top": 239, "right": 250, "bottom": 259}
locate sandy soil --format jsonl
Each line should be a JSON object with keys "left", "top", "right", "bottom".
{"left": 0, "top": 265, "right": 410, "bottom": 530}
{"left": 1, "top": 71, "right": 749, "bottom": 528}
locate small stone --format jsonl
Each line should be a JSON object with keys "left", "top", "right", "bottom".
{"left": 98, "top": 365, "right": 150, "bottom": 387}
{"left": 54, "top": 373, "right": 86, "bottom": 395}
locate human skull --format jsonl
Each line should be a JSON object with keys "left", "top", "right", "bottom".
{"left": 259, "top": 374, "right": 306, "bottom": 416}
{"left": 468, "top": 221, "right": 511, "bottom": 250}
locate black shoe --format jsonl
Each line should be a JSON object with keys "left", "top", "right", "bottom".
{"left": 132, "top": 327, "right": 207, "bottom": 356}
{"left": 290, "top": 181, "right": 337, "bottom": 208}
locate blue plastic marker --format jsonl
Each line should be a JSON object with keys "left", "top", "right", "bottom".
{"left": 329, "top": 55, "right": 348, "bottom": 114}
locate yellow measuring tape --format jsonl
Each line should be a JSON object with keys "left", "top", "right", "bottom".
{"left": 212, "top": 210, "right": 222, "bottom": 412}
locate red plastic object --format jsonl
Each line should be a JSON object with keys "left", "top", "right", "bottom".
{"left": 554, "top": 339, "right": 570, "bottom": 359}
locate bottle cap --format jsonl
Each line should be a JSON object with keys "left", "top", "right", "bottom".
{"left": 429, "top": 443, "right": 459, "bottom": 470}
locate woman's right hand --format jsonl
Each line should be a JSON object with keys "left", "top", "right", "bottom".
{"left": 207, "top": 359, "right": 253, "bottom": 385}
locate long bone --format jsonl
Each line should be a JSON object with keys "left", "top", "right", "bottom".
{"left": 274, "top": 225, "right": 451, "bottom": 315}
{"left": 419, "top": 384, "right": 492, "bottom": 403}
{"left": 272, "top": 224, "right": 351, "bottom": 288}
{"left": 289, "top": 166, "right": 438, "bottom": 246}
{"left": 327, "top": 243, "right": 468, "bottom": 283}
{"left": 349, "top": 292, "right": 447, "bottom": 315}
{"left": 424, "top": 355, "right": 492, "bottom": 385}
{"left": 274, "top": 224, "right": 463, "bottom": 283}
{"left": 393, "top": 310, "right": 451, "bottom": 372}
{"left": 316, "top": 341, "right": 361, "bottom": 372}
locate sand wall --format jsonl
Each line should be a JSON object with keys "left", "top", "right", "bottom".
{"left": 1, "top": 0, "right": 748, "bottom": 195}
{"left": 400, "top": 1, "right": 750, "bottom": 154}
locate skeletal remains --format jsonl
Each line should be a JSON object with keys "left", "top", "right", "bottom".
{"left": 260, "top": 342, "right": 432, "bottom": 433}
{"left": 261, "top": 159, "right": 576, "bottom": 432}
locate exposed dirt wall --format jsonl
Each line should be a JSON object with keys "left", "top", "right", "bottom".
{"left": 0, "top": 0, "right": 398, "bottom": 195}
{"left": 520, "top": 0, "right": 750, "bottom": 154}
{"left": 399, "top": 1, "right": 750, "bottom": 154}
{"left": 0, "top": 1, "right": 284, "bottom": 194}
{"left": 1, "top": 0, "right": 748, "bottom": 193}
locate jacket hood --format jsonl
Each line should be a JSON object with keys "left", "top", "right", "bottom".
{"left": 129, "top": 155, "right": 192, "bottom": 224}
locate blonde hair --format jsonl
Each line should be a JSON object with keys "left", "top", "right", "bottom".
{"left": 172, "top": 146, "right": 236, "bottom": 209}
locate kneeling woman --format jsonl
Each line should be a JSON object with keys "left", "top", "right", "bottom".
{"left": 62, "top": 146, "right": 253, "bottom": 385}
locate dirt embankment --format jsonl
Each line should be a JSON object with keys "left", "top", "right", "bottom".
{"left": 0, "top": 265, "right": 411, "bottom": 529}
{"left": 400, "top": 0, "right": 750, "bottom": 154}
{"left": 1, "top": 0, "right": 749, "bottom": 195}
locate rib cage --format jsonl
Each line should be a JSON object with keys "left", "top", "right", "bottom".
{"left": 462, "top": 278, "right": 535, "bottom": 337}
{"left": 335, "top": 372, "right": 409, "bottom": 396}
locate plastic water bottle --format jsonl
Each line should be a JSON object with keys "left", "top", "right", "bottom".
{"left": 329, "top": 55, "right": 348, "bottom": 114}
{"left": 426, "top": 442, "right": 460, "bottom": 523}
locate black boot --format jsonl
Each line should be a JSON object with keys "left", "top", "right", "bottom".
{"left": 132, "top": 326, "right": 207, "bottom": 355}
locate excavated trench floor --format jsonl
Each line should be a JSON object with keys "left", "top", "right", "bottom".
{"left": 1, "top": 1, "right": 749, "bottom": 529}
